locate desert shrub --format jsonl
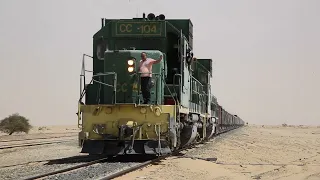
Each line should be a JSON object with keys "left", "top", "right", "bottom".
{"left": 282, "top": 123, "right": 288, "bottom": 127}
{"left": 0, "top": 113, "right": 32, "bottom": 135}
{"left": 38, "top": 126, "right": 49, "bottom": 131}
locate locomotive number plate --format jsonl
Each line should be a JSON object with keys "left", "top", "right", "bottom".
{"left": 115, "top": 21, "right": 162, "bottom": 36}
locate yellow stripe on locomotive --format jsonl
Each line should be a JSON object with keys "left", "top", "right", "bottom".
{"left": 79, "top": 104, "right": 176, "bottom": 155}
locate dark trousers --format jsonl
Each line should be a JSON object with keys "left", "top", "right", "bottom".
{"left": 140, "top": 77, "right": 151, "bottom": 104}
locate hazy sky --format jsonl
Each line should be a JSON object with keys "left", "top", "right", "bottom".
{"left": 0, "top": 0, "right": 319, "bottom": 126}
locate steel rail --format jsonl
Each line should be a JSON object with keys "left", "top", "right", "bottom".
{"left": 19, "top": 128, "right": 241, "bottom": 180}
{"left": 0, "top": 155, "right": 101, "bottom": 169}
{"left": 98, "top": 127, "right": 241, "bottom": 180}
{"left": 16, "top": 145, "right": 199, "bottom": 180}
{"left": 23, "top": 157, "right": 109, "bottom": 180}
{"left": 99, "top": 142, "right": 208, "bottom": 180}
{"left": 0, "top": 139, "right": 74, "bottom": 149}
{"left": 98, "top": 159, "right": 157, "bottom": 180}
{"left": 0, "top": 134, "right": 77, "bottom": 143}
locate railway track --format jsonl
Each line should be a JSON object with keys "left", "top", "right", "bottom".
{"left": 99, "top": 151, "right": 187, "bottom": 180}
{"left": 0, "top": 134, "right": 77, "bottom": 143}
{"left": 0, "top": 138, "right": 75, "bottom": 150}
{"left": 100, "top": 129, "right": 235, "bottom": 179}
{"left": 0, "top": 155, "right": 100, "bottom": 169}
{"left": 8, "top": 129, "right": 237, "bottom": 180}
{"left": 21, "top": 153, "right": 182, "bottom": 180}
{"left": 20, "top": 143, "right": 203, "bottom": 180}
{"left": 22, "top": 156, "right": 110, "bottom": 180}
{"left": 20, "top": 134, "right": 227, "bottom": 180}
{"left": 6, "top": 140, "right": 198, "bottom": 180}
{"left": 100, "top": 142, "right": 209, "bottom": 179}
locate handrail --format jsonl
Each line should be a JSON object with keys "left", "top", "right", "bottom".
{"left": 79, "top": 79, "right": 93, "bottom": 101}
{"left": 190, "top": 76, "right": 206, "bottom": 113}
{"left": 92, "top": 72, "right": 117, "bottom": 88}
{"left": 161, "top": 72, "right": 178, "bottom": 131}
{"left": 173, "top": 74, "right": 182, "bottom": 98}
{"left": 79, "top": 54, "right": 120, "bottom": 104}
{"left": 191, "top": 77, "right": 204, "bottom": 97}
{"left": 80, "top": 54, "right": 93, "bottom": 97}
{"left": 81, "top": 71, "right": 165, "bottom": 105}
{"left": 191, "top": 76, "right": 204, "bottom": 89}
{"left": 78, "top": 54, "right": 93, "bottom": 128}
{"left": 80, "top": 72, "right": 117, "bottom": 104}
{"left": 79, "top": 53, "right": 178, "bottom": 109}
{"left": 194, "top": 60, "right": 212, "bottom": 76}
{"left": 125, "top": 71, "right": 178, "bottom": 107}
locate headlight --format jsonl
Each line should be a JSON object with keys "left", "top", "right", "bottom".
{"left": 128, "top": 60, "right": 134, "bottom": 65}
{"left": 128, "top": 67, "right": 134, "bottom": 72}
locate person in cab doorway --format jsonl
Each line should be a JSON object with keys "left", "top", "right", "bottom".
{"left": 139, "top": 52, "right": 163, "bottom": 104}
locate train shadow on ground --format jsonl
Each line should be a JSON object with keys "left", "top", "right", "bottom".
{"left": 45, "top": 154, "right": 158, "bottom": 165}
{"left": 44, "top": 133, "right": 238, "bottom": 165}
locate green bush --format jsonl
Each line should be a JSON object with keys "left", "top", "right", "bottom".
{"left": 0, "top": 113, "right": 32, "bottom": 135}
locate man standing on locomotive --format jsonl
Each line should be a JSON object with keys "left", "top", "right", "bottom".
{"left": 139, "top": 52, "right": 163, "bottom": 104}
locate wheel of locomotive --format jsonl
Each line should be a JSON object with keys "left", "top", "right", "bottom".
{"left": 205, "top": 123, "right": 215, "bottom": 140}
{"left": 179, "top": 124, "right": 197, "bottom": 147}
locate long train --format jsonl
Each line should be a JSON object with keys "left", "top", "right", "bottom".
{"left": 77, "top": 13, "right": 245, "bottom": 156}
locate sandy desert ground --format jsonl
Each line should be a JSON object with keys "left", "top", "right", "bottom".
{"left": 115, "top": 125, "right": 320, "bottom": 180}
{"left": 1, "top": 124, "right": 320, "bottom": 180}
{"left": 0, "top": 125, "right": 81, "bottom": 169}
{"left": 0, "top": 125, "right": 79, "bottom": 141}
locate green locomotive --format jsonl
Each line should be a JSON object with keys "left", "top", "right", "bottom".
{"left": 77, "top": 13, "right": 244, "bottom": 156}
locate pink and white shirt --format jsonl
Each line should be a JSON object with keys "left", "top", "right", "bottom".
{"left": 139, "top": 58, "right": 156, "bottom": 77}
